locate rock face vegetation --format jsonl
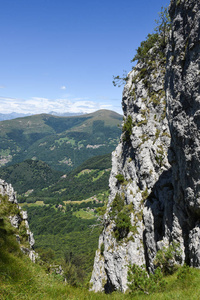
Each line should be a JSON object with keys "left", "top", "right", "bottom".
{"left": 90, "top": 0, "right": 200, "bottom": 293}
{"left": 0, "top": 179, "right": 37, "bottom": 262}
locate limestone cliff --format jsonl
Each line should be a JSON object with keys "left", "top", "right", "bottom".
{"left": 90, "top": 0, "right": 200, "bottom": 293}
{"left": 166, "top": 0, "right": 200, "bottom": 267}
{"left": 90, "top": 35, "right": 172, "bottom": 293}
{"left": 0, "top": 179, "right": 37, "bottom": 262}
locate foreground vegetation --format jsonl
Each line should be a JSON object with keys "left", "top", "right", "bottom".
{"left": 1, "top": 238, "right": 200, "bottom": 300}
{"left": 1, "top": 192, "right": 200, "bottom": 299}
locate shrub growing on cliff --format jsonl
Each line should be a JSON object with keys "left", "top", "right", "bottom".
{"left": 114, "top": 211, "right": 131, "bottom": 240}
{"left": 132, "top": 6, "right": 170, "bottom": 63}
{"left": 110, "top": 193, "right": 132, "bottom": 241}
{"left": 154, "top": 242, "right": 182, "bottom": 275}
{"left": 131, "top": 33, "right": 159, "bottom": 63}
{"left": 110, "top": 193, "right": 124, "bottom": 218}
{"left": 113, "top": 6, "right": 171, "bottom": 89}
{"left": 115, "top": 173, "right": 125, "bottom": 184}
{"left": 122, "top": 115, "right": 133, "bottom": 142}
{"left": 154, "top": 6, "right": 171, "bottom": 48}
{"left": 112, "top": 71, "right": 128, "bottom": 87}
{"left": 127, "top": 264, "right": 165, "bottom": 295}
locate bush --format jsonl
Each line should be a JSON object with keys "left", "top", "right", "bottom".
{"left": 131, "top": 7, "right": 171, "bottom": 63}
{"left": 110, "top": 193, "right": 124, "bottom": 218}
{"left": 115, "top": 174, "right": 125, "bottom": 183}
{"left": 110, "top": 193, "right": 132, "bottom": 241}
{"left": 127, "top": 264, "right": 165, "bottom": 295}
{"left": 112, "top": 71, "right": 129, "bottom": 87}
{"left": 131, "top": 33, "right": 159, "bottom": 63}
{"left": 114, "top": 211, "right": 131, "bottom": 240}
{"left": 154, "top": 242, "right": 182, "bottom": 275}
{"left": 122, "top": 115, "right": 133, "bottom": 142}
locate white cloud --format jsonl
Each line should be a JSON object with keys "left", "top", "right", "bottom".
{"left": 0, "top": 85, "right": 5, "bottom": 89}
{"left": 60, "top": 86, "right": 66, "bottom": 90}
{"left": 0, "top": 95, "right": 122, "bottom": 115}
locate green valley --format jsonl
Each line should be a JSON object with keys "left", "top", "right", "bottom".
{"left": 0, "top": 142, "right": 113, "bottom": 286}
{"left": 0, "top": 111, "right": 120, "bottom": 289}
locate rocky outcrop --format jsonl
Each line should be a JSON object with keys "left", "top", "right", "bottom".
{"left": 90, "top": 39, "right": 172, "bottom": 292}
{"left": 90, "top": 0, "right": 200, "bottom": 293}
{"left": 166, "top": 0, "right": 200, "bottom": 266}
{"left": 0, "top": 179, "right": 38, "bottom": 262}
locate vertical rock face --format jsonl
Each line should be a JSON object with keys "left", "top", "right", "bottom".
{"left": 90, "top": 40, "right": 173, "bottom": 292}
{"left": 166, "top": 0, "right": 200, "bottom": 266}
{"left": 90, "top": 0, "right": 200, "bottom": 293}
{"left": 0, "top": 179, "right": 37, "bottom": 262}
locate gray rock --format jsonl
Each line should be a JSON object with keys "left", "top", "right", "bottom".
{"left": 28, "top": 231, "right": 35, "bottom": 248}
{"left": 0, "top": 179, "right": 37, "bottom": 261}
{"left": 0, "top": 179, "right": 17, "bottom": 203}
{"left": 90, "top": 37, "right": 171, "bottom": 292}
{"left": 9, "top": 215, "right": 22, "bottom": 228}
{"left": 21, "top": 210, "right": 28, "bottom": 220}
{"left": 166, "top": 0, "right": 200, "bottom": 265}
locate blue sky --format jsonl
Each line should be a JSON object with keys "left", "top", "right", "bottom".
{"left": 0, "top": 0, "right": 170, "bottom": 115}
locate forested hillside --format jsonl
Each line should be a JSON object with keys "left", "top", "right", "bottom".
{"left": 24, "top": 153, "right": 111, "bottom": 203}
{"left": 0, "top": 159, "right": 62, "bottom": 194}
{"left": 0, "top": 153, "right": 111, "bottom": 204}
{"left": 25, "top": 204, "right": 102, "bottom": 285}
{"left": 0, "top": 110, "right": 122, "bottom": 172}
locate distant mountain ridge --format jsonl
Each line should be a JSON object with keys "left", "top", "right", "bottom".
{"left": 0, "top": 111, "right": 84, "bottom": 121}
{"left": 0, "top": 112, "right": 31, "bottom": 121}
{"left": 0, "top": 109, "right": 122, "bottom": 172}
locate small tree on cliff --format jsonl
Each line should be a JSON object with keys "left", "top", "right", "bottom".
{"left": 113, "top": 6, "right": 171, "bottom": 87}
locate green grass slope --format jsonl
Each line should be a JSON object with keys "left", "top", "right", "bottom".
{"left": 0, "top": 109, "right": 122, "bottom": 172}
{"left": 1, "top": 222, "right": 200, "bottom": 299}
